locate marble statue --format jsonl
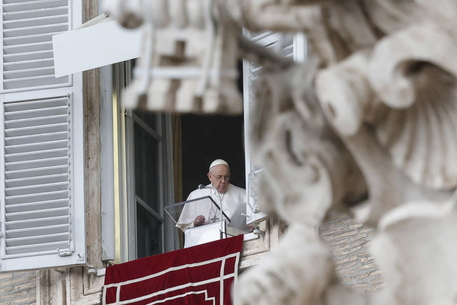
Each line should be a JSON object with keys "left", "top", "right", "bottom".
{"left": 103, "top": 0, "right": 457, "bottom": 304}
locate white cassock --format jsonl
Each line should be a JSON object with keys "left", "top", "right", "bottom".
{"left": 176, "top": 183, "right": 245, "bottom": 247}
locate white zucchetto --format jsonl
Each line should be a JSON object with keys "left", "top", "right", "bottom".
{"left": 209, "top": 159, "right": 229, "bottom": 170}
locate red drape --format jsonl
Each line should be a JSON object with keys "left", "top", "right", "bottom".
{"left": 103, "top": 235, "right": 244, "bottom": 305}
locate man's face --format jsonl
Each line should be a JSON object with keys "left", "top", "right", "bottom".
{"left": 208, "top": 164, "right": 231, "bottom": 193}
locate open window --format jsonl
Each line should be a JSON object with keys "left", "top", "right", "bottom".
{"left": 125, "top": 109, "right": 176, "bottom": 259}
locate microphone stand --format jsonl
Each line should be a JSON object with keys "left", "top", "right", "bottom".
{"left": 219, "top": 196, "right": 224, "bottom": 240}
{"left": 198, "top": 184, "right": 225, "bottom": 240}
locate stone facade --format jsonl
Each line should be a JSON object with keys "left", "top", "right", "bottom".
{"left": 0, "top": 271, "right": 36, "bottom": 305}
{"left": 320, "top": 212, "right": 383, "bottom": 292}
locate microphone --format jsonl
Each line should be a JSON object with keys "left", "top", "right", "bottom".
{"left": 199, "top": 184, "right": 218, "bottom": 191}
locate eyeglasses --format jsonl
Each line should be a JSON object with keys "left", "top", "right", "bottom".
{"left": 210, "top": 173, "right": 231, "bottom": 181}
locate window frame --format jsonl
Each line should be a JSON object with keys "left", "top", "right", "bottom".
{"left": 103, "top": 61, "right": 178, "bottom": 263}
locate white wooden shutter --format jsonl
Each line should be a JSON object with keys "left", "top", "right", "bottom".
{"left": 0, "top": 0, "right": 85, "bottom": 272}
{"left": 243, "top": 31, "right": 306, "bottom": 225}
{"left": 2, "top": 0, "right": 70, "bottom": 91}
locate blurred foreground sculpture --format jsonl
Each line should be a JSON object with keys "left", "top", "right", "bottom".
{"left": 103, "top": 0, "right": 242, "bottom": 113}
{"left": 104, "top": 0, "right": 457, "bottom": 304}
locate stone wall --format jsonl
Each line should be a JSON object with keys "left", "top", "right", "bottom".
{"left": 0, "top": 271, "right": 36, "bottom": 305}
{"left": 320, "top": 211, "right": 383, "bottom": 292}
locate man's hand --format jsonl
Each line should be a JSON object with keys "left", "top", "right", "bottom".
{"left": 194, "top": 215, "right": 205, "bottom": 227}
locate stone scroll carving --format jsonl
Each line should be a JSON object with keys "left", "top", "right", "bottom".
{"left": 104, "top": 0, "right": 457, "bottom": 304}
{"left": 104, "top": 0, "right": 242, "bottom": 113}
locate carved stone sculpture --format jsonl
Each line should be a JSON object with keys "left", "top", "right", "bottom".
{"left": 104, "top": 0, "right": 457, "bottom": 304}
{"left": 104, "top": 0, "right": 242, "bottom": 113}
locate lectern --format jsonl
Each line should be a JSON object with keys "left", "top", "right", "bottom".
{"left": 164, "top": 196, "right": 231, "bottom": 248}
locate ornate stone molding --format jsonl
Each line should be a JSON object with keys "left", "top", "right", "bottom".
{"left": 105, "top": 0, "right": 457, "bottom": 304}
